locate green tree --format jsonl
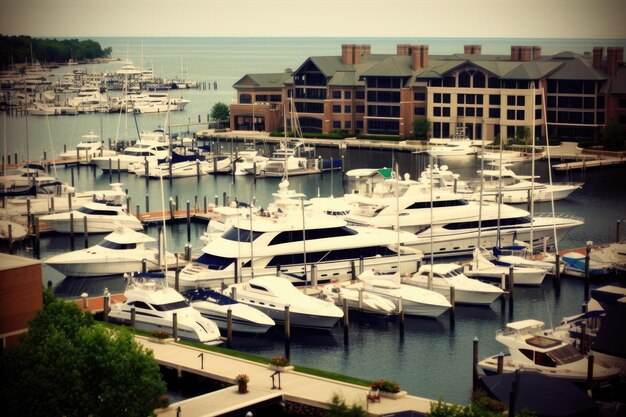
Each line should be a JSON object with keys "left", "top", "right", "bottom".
{"left": 601, "top": 122, "right": 625, "bottom": 150}
{"left": 515, "top": 126, "right": 531, "bottom": 145}
{"left": 210, "top": 102, "right": 230, "bottom": 129}
{"left": 413, "top": 118, "right": 431, "bottom": 140}
{"left": 0, "top": 296, "right": 166, "bottom": 417}
{"left": 327, "top": 393, "right": 368, "bottom": 417}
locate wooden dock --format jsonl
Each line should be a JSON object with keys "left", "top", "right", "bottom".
{"left": 552, "top": 156, "right": 626, "bottom": 171}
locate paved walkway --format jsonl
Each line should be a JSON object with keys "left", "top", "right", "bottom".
{"left": 136, "top": 336, "right": 433, "bottom": 416}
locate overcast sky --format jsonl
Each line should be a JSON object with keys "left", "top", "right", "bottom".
{"left": 1, "top": 0, "right": 625, "bottom": 39}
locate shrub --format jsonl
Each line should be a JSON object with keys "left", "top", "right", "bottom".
{"left": 270, "top": 355, "right": 290, "bottom": 366}
{"left": 151, "top": 330, "right": 170, "bottom": 339}
{"left": 235, "top": 374, "right": 249, "bottom": 383}
{"left": 370, "top": 379, "right": 400, "bottom": 393}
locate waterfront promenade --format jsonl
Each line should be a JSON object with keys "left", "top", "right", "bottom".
{"left": 136, "top": 335, "right": 432, "bottom": 416}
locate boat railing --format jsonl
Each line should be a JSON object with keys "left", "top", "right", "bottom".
{"left": 534, "top": 212, "right": 585, "bottom": 222}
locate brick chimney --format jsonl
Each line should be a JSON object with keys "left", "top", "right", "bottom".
{"left": 532, "top": 46, "right": 542, "bottom": 60}
{"left": 511, "top": 46, "right": 521, "bottom": 61}
{"left": 607, "top": 47, "right": 618, "bottom": 76}
{"left": 520, "top": 46, "right": 532, "bottom": 61}
{"left": 592, "top": 47, "right": 603, "bottom": 69}
{"left": 420, "top": 45, "right": 429, "bottom": 68}
{"left": 342, "top": 44, "right": 354, "bottom": 65}
{"left": 464, "top": 45, "right": 482, "bottom": 55}
{"left": 397, "top": 44, "right": 410, "bottom": 55}
{"left": 411, "top": 47, "right": 421, "bottom": 71}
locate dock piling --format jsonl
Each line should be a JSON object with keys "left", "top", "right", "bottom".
{"left": 472, "top": 337, "right": 479, "bottom": 392}
{"left": 173, "top": 313, "right": 178, "bottom": 340}
{"left": 83, "top": 217, "right": 88, "bottom": 248}
{"left": 227, "top": 309, "right": 233, "bottom": 348}
{"left": 69, "top": 212, "right": 75, "bottom": 251}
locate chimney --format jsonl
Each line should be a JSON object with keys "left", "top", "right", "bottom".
{"left": 520, "top": 46, "right": 532, "bottom": 61}
{"left": 362, "top": 44, "right": 371, "bottom": 56}
{"left": 607, "top": 47, "right": 618, "bottom": 76}
{"left": 342, "top": 44, "right": 354, "bottom": 65}
{"left": 464, "top": 45, "right": 481, "bottom": 55}
{"left": 353, "top": 44, "right": 362, "bottom": 65}
{"left": 592, "top": 47, "right": 603, "bottom": 69}
{"left": 420, "top": 45, "right": 429, "bottom": 68}
{"left": 532, "top": 46, "right": 542, "bottom": 60}
{"left": 397, "top": 44, "right": 410, "bottom": 55}
{"left": 411, "top": 47, "right": 421, "bottom": 71}
{"left": 511, "top": 46, "right": 521, "bottom": 61}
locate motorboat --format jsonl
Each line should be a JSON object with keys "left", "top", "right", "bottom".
{"left": 178, "top": 181, "right": 423, "bottom": 289}
{"left": 183, "top": 288, "right": 275, "bottom": 334}
{"left": 479, "top": 319, "right": 620, "bottom": 382}
{"left": 319, "top": 282, "right": 398, "bottom": 317}
{"left": 43, "top": 225, "right": 176, "bottom": 277}
{"left": 479, "top": 149, "right": 545, "bottom": 163}
{"left": 463, "top": 248, "right": 547, "bottom": 286}
{"left": 343, "top": 173, "right": 583, "bottom": 258}
{"left": 233, "top": 149, "right": 268, "bottom": 176}
{"left": 346, "top": 270, "right": 452, "bottom": 318}
{"left": 132, "top": 151, "right": 232, "bottom": 178}
{"left": 561, "top": 251, "right": 614, "bottom": 277}
{"left": 224, "top": 275, "right": 344, "bottom": 330}
{"left": 490, "top": 243, "right": 563, "bottom": 275}
{"left": 426, "top": 140, "right": 477, "bottom": 157}
{"left": 589, "top": 285, "right": 626, "bottom": 374}
{"left": 0, "top": 218, "right": 28, "bottom": 241}
{"left": 589, "top": 242, "right": 626, "bottom": 272}
{"left": 67, "top": 86, "right": 107, "bottom": 109}
{"left": 108, "top": 273, "right": 222, "bottom": 344}
{"left": 91, "top": 141, "right": 170, "bottom": 172}
{"left": 39, "top": 183, "right": 142, "bottom": 233}
{"left": 58, "top": 130, "right": 116, "bottom": 163}
{"left": 403, "top": 263, "right": 503, "bottom": 306}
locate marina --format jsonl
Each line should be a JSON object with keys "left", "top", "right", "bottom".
{"left": 2, "top": 36, "right": 626, "bottom": 415}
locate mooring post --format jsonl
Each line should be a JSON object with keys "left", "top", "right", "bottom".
{"left": 284, "top": 305, "right": 291, "bottom": 350}
{"left": 173, "top": 312, "right": 178, "bottom": 340}
{"left": 186, "top": 200, "right": 191, "bottom": 242}
{"left": 83, "top": 216, "right": 89, "bottom": 248}
{"left": 584, "top": 242, "right": 591, "bottom": 302}
{"left": 69, "top": 212, "right": 75, "bottom": 251}
{"left": 497, "top": 352, "right": 504, "bottom": 374}
{"left": 472, "top": 337, "right": 479, "bottom": 392}
{"left": 227, "top": 308, "right": 233, "bottom": 348}
{"left": 130, "top": 307, "right": 136, "bottom": 328}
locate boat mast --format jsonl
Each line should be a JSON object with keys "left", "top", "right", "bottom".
{"left": 541, "top": 86, "right": 559, "bottom": 254}
{"left": 529, "top": 83, "right": 536, "bottom": 252}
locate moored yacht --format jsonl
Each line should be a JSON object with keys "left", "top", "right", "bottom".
{"left": 319, "top": 283, "right": 398, "bottom": 317}
{"left": 108, "top": 273, "right": 222, "bottom": 344}
{"left": 43, "top": 225, "right": 176, "bottom": 277}
{"left": 58, "top": 130, "right": 116, "bottom": 163}
{"left": 403, "top": 263, "right": 503, "bottom": 306}
{"left": 183, "top": 288, "right": 275, "bottom": 335}
{"left": 479, "top": 319, "right": 620, "bottom": 382}
{"left": 224, "top": 275, "right": 344, "bottom": 330}
{"left": 39, "top": 183, "right": 142, "bottom": 233}
{"left": 463, "top": 248, "right": 547, "bottom": 286}
{"left": 92, "top": 141, "right": 170, "bottom": 172}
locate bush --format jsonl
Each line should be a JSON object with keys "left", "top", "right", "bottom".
{"left": 370, "top": 379, "right": 400, "bottom": 393}
{"left": 270, "top": 355, "right": 290, "bottom": 366}
{"left": 151, "top": 330, "right": 170, "bottom": 339}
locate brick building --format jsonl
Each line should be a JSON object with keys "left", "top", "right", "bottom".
{"left": 230, "top": 43, "right": 626, "bottom": 142}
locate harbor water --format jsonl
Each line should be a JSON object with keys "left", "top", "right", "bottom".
{"left": 3, "top": 37, "right": 626, "bottom": 405}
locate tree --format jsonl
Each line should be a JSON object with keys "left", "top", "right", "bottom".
{"left": 601, "top": 122, "right": 625, "bottom": 150}
{"left": 515, "top": 126, "right": 531, "bottom": 145}
{"left": 0, "top": 295, "right": 166, "bottom": 417}
{"left": 210, "top": 102, "right": 230, "bottom": 129}
{"left": 413, "top": 118, "right": 431, "bottom": 140}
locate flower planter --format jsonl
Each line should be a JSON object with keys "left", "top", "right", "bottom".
{"left": 268, "top": 364, "right": 294, "bottom": 373}
{"left": 380, "top": 390, "right": 407, "bottom": 399}
{"left": 238, "top": 381, "right": 248, "bottom": 394}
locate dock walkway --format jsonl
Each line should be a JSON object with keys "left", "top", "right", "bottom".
{"left": 136, "top": 336, "right": 432, "bottom": 417}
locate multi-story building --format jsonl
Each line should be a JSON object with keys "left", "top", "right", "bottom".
{"left": 230, "top": 43, "right": 625, "bottom": 142}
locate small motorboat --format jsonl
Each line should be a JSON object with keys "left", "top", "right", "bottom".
{"left": 108, "top": 273, "right": 222, "bottom": 344}
{"left": 319, "top": 282, "right": 398, "bottom": 317}
{"left": 463, "top": 248, "right": 547, "bottom": 286}
{"left": 562, "top": 251, "right": 614, "bottom": 277}
{"left": 479, "top": 319, "right": 620, "bottom": 382}
{"left": 183, "top": 287, "right": 275, "bottom": 335}
{"left": 403, "top": 263, "right": 503, "bottom": 306}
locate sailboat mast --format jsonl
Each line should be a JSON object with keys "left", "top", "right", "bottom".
{"left": 529, "top": 85, "right": 536, "bottom": 251}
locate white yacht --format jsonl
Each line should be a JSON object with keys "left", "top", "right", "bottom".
{"left": 403, "top": 263, "right": 503, "bottom": 306}
{"left": 479, "top": 319, "right": 620, "bottom": 382}
{"left": 426, "top": 140, "right": 477, "bottom": 157}
{"left": 490, "top": 243, "right": 563, "bottom": 275}
{"left": 183, "top": 288, "right": 275, "bottom": 335}
{"left": 343, "top": 174, "right": 583, "bottom": 258}
{"left": 58, "top": 130, "right": 116, "bottom": 163}
{"left": 91, "top": 141, "right": 170, "bottom": 172}
{"left": 44, "top": 225, "right": 176, "bottom": 277}
{"left": 319, "top": 283, "right": 398, "bottom": 317}
{"left": 224, "top": 275, "right": 344, "bottom": 330}
{"left": 463, "top": 248, "right": 547, "bottom": 286}
{"left": 108, "top": 273, "right": 222, "bottom": 344}
{"left": 67, "top": 86, "right": 107, "bottom": 109}
{"left": 132, "top": 152, "right": 232, "bottom": 178}
{"left": 39, "top": 183, "right": 142, "bottom": 233}
{"left": 347, "top": 270, "right": 452, "bottom": 318}
{"left": 233, "top": 149, "right": 268, "bottom": 176}
{"left": 561, "top": 252, "right": 614, "bottom": 278}
{"left": 178, "top": 187, "right": 423, "bottom": 289}
{"left": 258, "top": 139, "right": 319, "bottom": 177}
{"left": 0, "top": 219, "right": 28, "bottom": 241}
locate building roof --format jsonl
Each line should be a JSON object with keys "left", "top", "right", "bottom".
{"left": 0, "top": 253, "right": 41, "bottom": 272}
{"left": 545, "top": 53, "right": 607, "bottom": 81}
{"left": 232, "top": 72, "right": 292, "bottom": 90}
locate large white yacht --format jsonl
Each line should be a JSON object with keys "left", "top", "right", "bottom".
{"left": 224, "top": 275, "right": 344, "bottom": 330}
{"left": 39, "top": 183, "right": 142, "bottom": 233}
{"left": 403, "top": 263, "right": 503, "bottom": 306}
{"left": 479, "top": 319, "right": 620, "bottom": 382}
{"left": 108, "top": 273, "right": 222, "bottom": 344}
{"left": 59, "top": 130, "right": 116, "bottom": 163}
{"left": 343, "top": 174, "right": 583, "bottom": 258}
{"left": 44, "top": 225, "right": 176, "bottom": 277}
{"left": 91, "top": 141, "right": 170, "bottom": 172}
{"left": 178, "top": 182, "right": 423, "bottom": 289}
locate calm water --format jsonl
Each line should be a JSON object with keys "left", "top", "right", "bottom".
{"left": 3, "top": 37, "right": 626, "bottom": 405}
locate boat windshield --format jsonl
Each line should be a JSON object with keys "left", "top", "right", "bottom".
{"left": 78, "top": 206, "right": 118, "bottom": 216}
{"left": 152, "top": 300, "right": 189, "bottom": 311}
{"left": 443, "top": 267, "right": 465, "bottom": 278}
{"left": 546, "top": 344, "right": 584, "bottom": 365}
{"left": 222, "top": 227, "right": 263, "bottom": 242}
{"left": 99, "top": 240, "right": 137, "bottom": 250}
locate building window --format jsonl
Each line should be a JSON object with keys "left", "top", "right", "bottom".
{"left": 507, "top": 109, "right": 515, "bottom": 120}
{"left": 489, "top": 108, "right": 500, "bottom": 118}
{"left": 517, "top": 110, "right": 525, "bottom": 120}
{"left": 489, "top": 95, "right": 500, "bottom": 105}
{"left": 240, "top": 93, "right": 252, "bottom": 104}
{"left": 459, "top": 72, "right": 471, "bottom": 88}
{"left": 356, "top": 91, "right": 365, "bottom": 100}
{"left": 507, "top": 96, "right": 516, "bottom": 106}
{"left": 434, "top": 107, "right": 442, "bottom": 117}
{"left": 344, "top": 105, "right": 351, "bottom": 113}
{"left": 344, "top": 91, "right": 351, "bottom": 99}
{"left": 517, "top": 96, "right": 525, "bottom": 106}
{"left": 333, "top": 121, "right": 341, "bottom": 129}
{"left": 414, "top": 92, "right": 426, "bottom": 101}
{"left": 332, "top": 105, "right": 341, "bottom": 113}
{"left": 269, "top": 95, "right": 282, "bottom": 102}
{"left": 443, "top": 107, "right": 450, "bottom": 117}
{"left": 474, "top": 72, "right": 485, "bottom": 88}
{"left": 414, "top": 107, "right": 425, "bottom": 115}
{"left": 356, "top": 105, "right": 365, "bottom": 113}
{"left": 458, "top": 94, "right": 465, "bottom": 104}
{"left": 465, "top": 108, "right": 475, "bottom": 117}
{"left": 345, "top": 121, "right": 352, "bottom": 129}
{"left": 434, "top": 93, "right": 442, "bottom": 103}
{"left": 443, "top": 76, "right": 455, "bottom": 87}
{"left": 443, "top": 93, "right": 451, "bottom": 104}
{"left": 476, "top": 108, "right": 483, "bottom": 117}
{"left": 457, "top": 107, "right": 464, "bottom": 116}
{"left": 332, "top": 91, "right": 341, "bottom": 99}
{"left": 255, "top": 94, "right": 268, "bottom": 102}
{"left": 356, "top": 121, "right": 364, "bottom": 129}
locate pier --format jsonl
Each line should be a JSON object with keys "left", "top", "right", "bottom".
{"left": 134, "top": 336, "right": 432, "bottom": 417}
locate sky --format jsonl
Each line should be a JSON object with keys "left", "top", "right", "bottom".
{"left": 1, "top": 0, "right": 626, "bottom": 39}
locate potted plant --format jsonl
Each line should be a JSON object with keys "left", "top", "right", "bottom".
{"left": 268, "top": 355, "right": 294, "bottom": 372}
{"left": 150, "top": 330, "right": 174, "bottom": 344}
{"left": 370, "top": 379, "right": 407, "bottom": 399}
{"left": 235, "top": 374, "right": 249, "bottom": 394}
